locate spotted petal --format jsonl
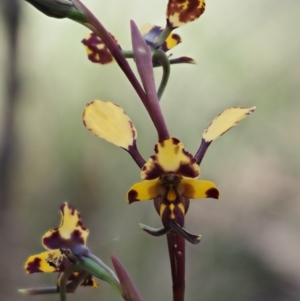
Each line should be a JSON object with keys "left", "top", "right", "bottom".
{"left": 83, "top": 100, "right": 137, "bottom": 150}
{"left": 42, "top": 203, "right": 89, "bottom": 250}
{"left": 24, "top": 250, "right": 68, "bottom": 274}
{"left": 82, "top": 33, "right": 120, "bottom": 65}
{"left": 203, "top": 107, "right": 256, "bottom": 143}
{"left": 180, "top": 179, "right": 219, "bottom": 199}
{"left": 141, "top": 24, "right": 182, "bottom": 52}
{"left": 141, "top": 137, "right": 199, "bottom": 180}
{"left": 167, "top": 0, "right": 206, "bottom": 29}
{"left": 127, "top": 179, "right": 160, "bottom": 203}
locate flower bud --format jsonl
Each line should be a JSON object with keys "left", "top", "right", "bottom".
{"left": 25, "top": 0, "right": 87, "bottom": 23}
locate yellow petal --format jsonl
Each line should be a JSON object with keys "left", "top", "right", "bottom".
{"left": 24, "top": 250, "right": 64, "bottom": 274}
{"left": 127, "top": 179, "right": 161, "bottom": 203}
{"left": 83, "top": 100, "right": 137, "bottom": 150}
{"left": 180, "top": 179, "right": 219, "bottom": 199}
{"left": 141, "top": 137, "right": 199, "bottom": 180}
{"left": 166, "top": 0, "right": 206, "bottom": 28}
{"left": 42, "top": 202, "right": 89, "bottom": 249}
{"left": 203, "top": 107, "right": 256, "bottom": 143}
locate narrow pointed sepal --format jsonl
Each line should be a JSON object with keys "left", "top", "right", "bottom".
{"left": 111, "top": 255, "right": 143, "bottom": 301}
{"left": 166, "top": 0, "right": 206, "bottom": 29}
{"left": 139, "top": 224, "right": 171, "bottom": 236}
{"left": 203, "top": 106, "right": 256, "bottom": 143}
{"left": 18, "top": 287, "right": 59, "bottom": 295}
{"left": 169, "top": 221, "right": 201, "bottom": 245}
{"left": 83, "top": 100, "right": 137, "bottom": 150}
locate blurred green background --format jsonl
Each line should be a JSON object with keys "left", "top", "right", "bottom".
{"left": 1, "top": 0, "right": 300, "bottom": 300}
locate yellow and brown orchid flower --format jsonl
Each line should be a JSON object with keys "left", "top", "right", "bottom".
{"left": 127, "top": 137, "right": 219, "bottom": 230}
{"left": 24, "top": 202, "right": 98, "bottom": 289}
{"left": 82, "top": 22, "right": 256, "bottom": 244}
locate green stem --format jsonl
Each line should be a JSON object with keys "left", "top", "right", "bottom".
{"left": 58, "top": 263, "right": 82, "bottom": 301}
{"left": 83, "top": 253, "right": 121, "bottom": 294}
{"left": 153, "top": 24, "right": 173, "bottom": 49}
{"left": 86, "top": 252, "right": 119, "bottom": 284}
{"left": 152, "top": 49, "right": 170, "bottom": 100}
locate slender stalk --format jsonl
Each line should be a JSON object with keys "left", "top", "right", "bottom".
{"left": 18, "top": 287, "right": 59, "bottom": 295}
{"left": 167, "top": 231, "right": 185, "bottom": 301}
{"left": 58, "top": 263, "right": 82, "bottom": 301}
{"left": 127, "top": 143, "right": 146, "bottom": 169}
{"left": 153, "top": 24, "right": 173, "bottom": 49}
{"left": 194, "top": 139, "right": 211, "bottom": 165}
{"left": 152, "top": 49, "right": 170, "bottom": 100}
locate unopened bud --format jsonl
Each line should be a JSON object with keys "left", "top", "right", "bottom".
{"left": 25, "top": 0, "right": 87, "bottom": 23}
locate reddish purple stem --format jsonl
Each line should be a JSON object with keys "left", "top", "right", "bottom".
{"left": 167, "top": 231, "right": 185, "bottom": 301}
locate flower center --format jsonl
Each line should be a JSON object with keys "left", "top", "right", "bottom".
{"left": 160, "top": 173, "right": 181, "bottom": 186}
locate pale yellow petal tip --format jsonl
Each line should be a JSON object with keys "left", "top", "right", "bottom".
{"left": 203, "top": 106, "right": 256, "bottom": 142}
{"left": 83, "top": 100, "right": 137, "bottom": 150}
{"left": 18, "top": 289, "right": 29, "bottom": 295}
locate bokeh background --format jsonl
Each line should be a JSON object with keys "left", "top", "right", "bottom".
{"left": 1, "top": 0, "right": 300, "bottom": 300}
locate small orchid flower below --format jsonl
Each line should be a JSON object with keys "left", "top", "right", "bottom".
{"left": 21, "top": 202, "right": 121, "bottom": 296}
{"left": 23, "top": 203, "right": 98, "bottom": 291}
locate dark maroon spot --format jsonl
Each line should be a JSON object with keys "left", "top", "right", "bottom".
{"left": 43, "top": 231, "right": 64, "bottom": 249}
{"left": 206, "top": 188, "right": 219, "bottom": 199}
{"left": 182, "top": 148, "right": 196, "bottom": 161}
{"left": 171, "top": 137, "right": 180, "bottom": 145}
{"left": 70, "top": 230, "right": 85, "bottom": 245}
{"left": 161, "top": 33, "right": 181, "bottom": 52}
{"left": 128, "top": 120, "right": 136, "bottom": 139}
{"left": 26, "top": 257, "right": 42, "bottom": 274}
{"left": 177, "top": 163, "right": 198, "bottom": 178}
{"left": 144, "top": 163, "right": 164, "bottom": 180}
{"left": 76, "top": 220, "right": 87, "bottom": 231}
{"left": 154, "top": 144, "right": 159, "bottom": 153}
{"left": 81, "top": 275, "right": 95, "bottom": 287}
{"left": 60, "top": 203, "right": 66, "bottom": 212}
{"left": 128, "top": 190, "right": 139, "bottom": 204}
